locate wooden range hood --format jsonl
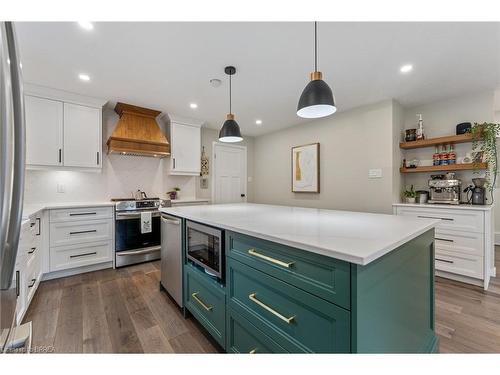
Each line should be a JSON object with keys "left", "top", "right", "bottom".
{"left": 107, "top": 102, "right": 170, "bottom": 157}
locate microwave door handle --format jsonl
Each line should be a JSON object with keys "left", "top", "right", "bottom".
{"left": 0, "top": 22, "right": 25, "bottom": 290}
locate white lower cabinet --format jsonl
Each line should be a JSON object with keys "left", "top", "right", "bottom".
{"left": 48, "top": 207, "right": 113, "bottom": 273}
{"left": 393, "top": 204, "right": 494, "bottom": 289}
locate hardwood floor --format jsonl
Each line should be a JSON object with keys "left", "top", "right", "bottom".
{"left": 24, "top": 248, "right": 500, "bottom": 353}
{"left": 23, "top": 261, "right": 219, "bottom": 353}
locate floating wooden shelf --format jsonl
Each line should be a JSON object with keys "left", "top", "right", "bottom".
{"left": 399, "top": 133, "right": 476, "bottom": 150}
{"left": 400, "top": 163, "right": 488, "bottom": 173}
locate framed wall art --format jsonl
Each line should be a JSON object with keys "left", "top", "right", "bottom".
{"left": 291, "top": 142, "right": 320, "bottom": 193}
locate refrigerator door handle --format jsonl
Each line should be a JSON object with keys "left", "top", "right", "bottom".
{"left": 0, "top": 22, "right": 25, "bottom": 291}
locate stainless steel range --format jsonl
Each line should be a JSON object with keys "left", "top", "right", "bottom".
{"left": 113, "top": 197, "right": 171, "bottom": 267}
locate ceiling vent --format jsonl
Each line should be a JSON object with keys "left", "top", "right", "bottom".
{"left": 107, "top": 102, "right": 170, "bottom": 157}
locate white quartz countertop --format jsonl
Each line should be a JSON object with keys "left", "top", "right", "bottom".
{"left": 171, "top": 198, "right": 210, "bottom": 204}
{"left": 393, "top": 203, "right": 493, "bottom": 211}
{"left": 22, "top": 201, "right": 114, "bottom": 219}
{"left": 160, "top": 203, "right": 438, "bottom": 265}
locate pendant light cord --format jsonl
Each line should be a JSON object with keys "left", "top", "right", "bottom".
{"left": 314, "top": 21, "right": 318, "bottom": 72}
{"left": 229, "top": 74, "right": 232, "bottom": 115}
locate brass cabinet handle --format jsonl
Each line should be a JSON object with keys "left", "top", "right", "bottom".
{"left": 249, "top": 348, "right": 257, "bottom": 354}
{"left": 249, "top": 293, "right": 295, "bottom": 324}
{"left": 247, "top": 249, "right": 294, "bottom": 268}
{"left": 191, "top": 292, "right": 213, "bottom": 311}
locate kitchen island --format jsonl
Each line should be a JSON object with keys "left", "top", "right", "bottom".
{"left": 160, "top": 203, "right": 439, "bottom": 353}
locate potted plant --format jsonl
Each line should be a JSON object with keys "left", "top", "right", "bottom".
{"left": 167, "top": 187, "right": 181, "bottom": 200}
{"left": 403, "top": 185, "right": 417, "bottom": 203}
{"left": 470, "top": 122, "right": 500, "bottom": 192}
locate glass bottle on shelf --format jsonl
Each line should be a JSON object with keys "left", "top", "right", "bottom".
{"left": 448, "top": 144, "right": 456, "bottom": 164}
{"left": 433, "top": 146, "right": 440, "bottom": 166}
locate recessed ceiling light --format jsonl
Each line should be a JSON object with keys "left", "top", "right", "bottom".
{"left": 255, "top": 120, "right": 262, "bottom": 126}
{"left": 400, "top": 64, "right": 413, "bottom": 73}
{"left": 78, "top": 21, "right": 94, "bottom": 31}
{"left": 190, "top": 103, "right": 198, "bottom": 109}
{"left": 78, "top": 73, "right": 90, "bottom": 82}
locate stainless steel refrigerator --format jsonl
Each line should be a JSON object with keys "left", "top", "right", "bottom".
{"left": 0, "top": 21, "right": 26, "bottom": 353}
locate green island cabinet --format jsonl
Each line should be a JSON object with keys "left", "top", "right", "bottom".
{"left": 182, "top": 220, "right": 438, "bottom": 353}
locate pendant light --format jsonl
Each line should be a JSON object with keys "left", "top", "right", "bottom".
{"left": 297, "top": 22, "right": 336, "bottom": 119}
{"left": 219, "top": 66, "right": 243, "bottom": 143}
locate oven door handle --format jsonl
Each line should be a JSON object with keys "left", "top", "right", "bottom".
{"left": 116, "top": 246, "right": 161, "bottom": 256}
{"left": 115, "top": 211, "right": 160, "bottom": 220}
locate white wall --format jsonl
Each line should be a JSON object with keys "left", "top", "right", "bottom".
{"left": 24, "top": 108, "right": 196, "bottom": 204}
{"left": 252, "top": 100, "right": 397, "bottom": 214}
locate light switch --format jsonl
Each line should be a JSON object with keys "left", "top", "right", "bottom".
{"left": 368, "top": 169, "right": 382, "bottom": 179}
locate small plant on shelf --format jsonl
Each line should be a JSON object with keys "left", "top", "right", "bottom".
{"left": 470, "top": 122, "right": 500, "bottom": 191}
{"left": 167, "top": 187, "right": 181, "bottom": 200}
{"left": 403, "top": 185, "right": 417, "bottom": 203}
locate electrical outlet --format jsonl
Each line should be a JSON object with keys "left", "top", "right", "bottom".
{"left": 368, "top": 169, "right": 382, "bottom": 179}
{"left": 57, "top": 183, "right": 65, "bottom": 193}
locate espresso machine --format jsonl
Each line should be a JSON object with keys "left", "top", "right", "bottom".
{"left": 464, "top": 178, "right": 487, "bottom": 205}
{"left": 428, "top": 174, "right": 461, "bottom": 205}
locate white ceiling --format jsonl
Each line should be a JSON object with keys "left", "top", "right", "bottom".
{"left": 15, "top": 22, "right": 500, "bottom": 136}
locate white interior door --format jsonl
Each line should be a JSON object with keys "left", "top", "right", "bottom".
{"left": 212, "top": 143, "right": 247, "bottom": 204}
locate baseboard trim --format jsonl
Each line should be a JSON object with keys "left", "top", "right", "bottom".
{"left": 42, "top": 261, "right": 113, "bottom": 281}
{"left": 495, "top": 232, "right": 500, "bottom": 245}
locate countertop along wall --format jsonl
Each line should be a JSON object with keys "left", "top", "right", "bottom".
{"left": 252, "top": 100, "right": 398, "bottom": 214}
{"left": 24, "top": 108, "right": 196, "bottom": 204}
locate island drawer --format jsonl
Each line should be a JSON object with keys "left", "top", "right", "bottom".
{"left": 50, "top": 240, "right": 112, "bottom": 272}
{"left": 227, "top": 308, "right": 287, "bottom": 353}
{"left": 434, "top": 228, "right": 483, "bottom": 257}
{"left": 49, "top": 206, "right": 113, "bottom": 223}
{"left": 227, "top": 258, "right": 350, "bottom": 353}
{"left": 394, "top": 206, "right": 483, "bottom": 233}
{"left": 50, "top": 219, "right": 112, "bottom": 247}
{"left": 226, "top": 231, "right": 350, "bottom": 309}
{"left": 185, "top": 264, "right": 226, "bottom": 348}
{"left": 435, "top": 248, "right": 484, "bottom": 279}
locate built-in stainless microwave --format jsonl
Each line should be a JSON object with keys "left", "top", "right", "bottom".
{"left": 186, "top": 220, "right": 223, "bottom": 279}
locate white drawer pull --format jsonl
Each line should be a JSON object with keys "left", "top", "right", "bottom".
{"left": 435, "top": 237, "right": 454, "bottom": 243}
{"left": 418, "top": 215, "right": 454, "bottom": 221}
{"left": 436, "top": 258, "right": 454, "bottom": 264}
{"left": 70, "top": 251, "right": 97, "bottom": 259}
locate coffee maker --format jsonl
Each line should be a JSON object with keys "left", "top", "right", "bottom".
{"left": 464, "top": 178, "right": 487, "bottom": 205}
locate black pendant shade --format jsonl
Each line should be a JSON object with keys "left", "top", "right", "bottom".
{"left": 219, "top": 66, "right": 243, "bottom": 143}
{"left": 219, "top": 114, "right": 242, "bottom": 143}
{"left": 297, "top": 73, "right": 336, "bottom": 119}
{"left": 297, "top": 22, "right": 336, "bottom": 119}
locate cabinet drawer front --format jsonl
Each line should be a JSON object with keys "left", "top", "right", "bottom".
{"left": 227, "top": 308, "right": 287, "bottom": 353}
{"left": 434, "top": 229, "right": 483, "bottom": 257}
{"left": 49, "top": 207, "right": 113, "bottom": 222}
{"left": 228, "top": 258, "right": 350, "bottom": 353}
{"left": 227, "top": 231, "right": 350, "bottom": 309}
{"left": 50, "top": 240, "right": 112, "bottom": 272}
{"left": 26, "top": 250, "right": 41, "bottom": 303}
{"left": 435, "top": 249, "right": 483, "bottom": 279}
{"left": 396, "top": 207, "right": 483, "bottom": 233}
{"left": 50, "top": 219, "right": 112, "bottom": 247}
{"left": 185, "top": 265, "right": 226, "bottom": 347}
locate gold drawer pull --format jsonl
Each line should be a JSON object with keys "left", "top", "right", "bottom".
{"left": 248, "top": 249, "right": 294, "bottom": 268}
{"left": 191, "top": 292, "right": 213, "bottom": 311}
{"left": 249, "top": 293, "right": 295, "bottom": 324}
{"left": 249, "top": 348, "right": 257, "bottom": 354}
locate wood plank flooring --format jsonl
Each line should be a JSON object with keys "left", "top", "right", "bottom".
{"left": 23, "top": 261, "right": 220, "bottom": 353}
{"left": 24, "top": 248, "right": 500, "bottom": 353}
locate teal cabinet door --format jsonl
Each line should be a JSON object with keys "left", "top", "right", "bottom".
{"left": 227, "top": 308, "right": 287, "bottom": 353}
{"left": 226, "top": 231, "right": 351, "bottom": 309}
{"left": 228, "top": 258, "right": 350, "bottom": 353}
{"left": 185, "top": 264, "right": 226, "bottom": 348}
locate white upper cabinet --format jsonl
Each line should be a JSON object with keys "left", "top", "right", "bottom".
{"left": 25, "top": 95, "right": 63, "bottom": 166}
{"left": 24, "top": 85, "right": 106, "bottom": 170}
{"left": 63, "top": 103, "right": 101, "bottom": 168}
{"left": 169, "top": 116, "right": 202, "bottom": 176}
